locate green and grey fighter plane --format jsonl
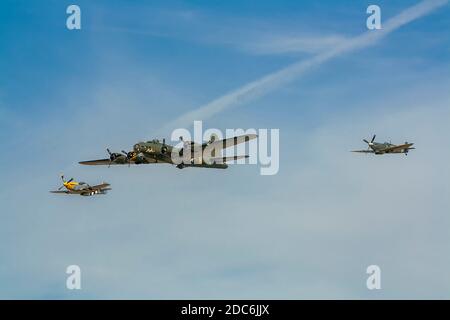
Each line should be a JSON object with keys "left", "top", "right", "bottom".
{"left": 79, "top": 134, "right": 257, "bottom": 169}
{"left": 352, "top": 134, "right": 415, "bottom": 155}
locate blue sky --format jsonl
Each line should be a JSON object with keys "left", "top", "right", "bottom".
{"left": 1, "top": 0, "right": 450, "bottom": 299}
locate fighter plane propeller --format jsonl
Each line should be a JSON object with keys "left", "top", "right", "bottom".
{"left": 80, "top": 134, "right": 257, "bottom": 169}
{"left": 363, "top": 134, "right": 376, "bottom": 149}
{"left": 352, "top": 134, "right": 415, "bottom": 155}
{"left": 57, "top": 175, "right": 74, "bottom": 190}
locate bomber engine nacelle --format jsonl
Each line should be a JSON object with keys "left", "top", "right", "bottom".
{"left": 178, "top": 136, "right": 203, "bottom": 157}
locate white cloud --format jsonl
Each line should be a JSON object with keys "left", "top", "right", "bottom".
{"left": 237, "top": 34, "right": 349, "bottom": 55}
{"left": 160, "top": 0, "right": 449, "bottom": 133}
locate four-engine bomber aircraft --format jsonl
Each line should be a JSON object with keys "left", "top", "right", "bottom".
{"left": 79, "top": 134, "right": 258, "bottom": 169}
{"left": 352, "top": 135, "right": 415, "bottom": 155}
{"left": 50, "top": 175, "right": 111, "bottom": 196}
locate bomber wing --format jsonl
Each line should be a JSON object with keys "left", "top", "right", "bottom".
{"left": 79, "top": 159, "right": 127, "bottom": 166}
{"left": 204, "top": 134, "right": 258, "bottom": 151}
{"left": 79, "top": 157, "right": 159, "bottom": 166}
{"left": 351, "top": 150, "right": 375, "bottom": 153}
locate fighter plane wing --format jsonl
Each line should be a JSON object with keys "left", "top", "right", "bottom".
{"left": 50, "top": 190, "right": 70, "bottom": 194}
{"left": 89, "top": 183, "right": 111, "bottom": 191}
{"left": 351, "top": 150, "right": 375, "bottom": 153}
{"left": 382, "top": 143, "right": 414, "bottom": 153}
{"left": 204, "top": 134, "right": 258, "bottom": 150}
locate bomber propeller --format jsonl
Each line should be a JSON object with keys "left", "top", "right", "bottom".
{"left": 122, "top": 150, "right": 134, "bottom": 167}
{"left": 107, "top": 148, "right": 124, "bottom": 168}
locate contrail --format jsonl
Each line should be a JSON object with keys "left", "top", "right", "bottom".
{"left": 160, "top": 0, "right": 448, "bottom": 133}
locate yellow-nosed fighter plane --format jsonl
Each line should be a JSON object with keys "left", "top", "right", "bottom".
{"left": 50, "top": 175, "right": 111, "bottom": 196}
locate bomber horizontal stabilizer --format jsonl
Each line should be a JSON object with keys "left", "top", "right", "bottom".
{"left": 209, "top": 155, "right": 250, "bottom": 164}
